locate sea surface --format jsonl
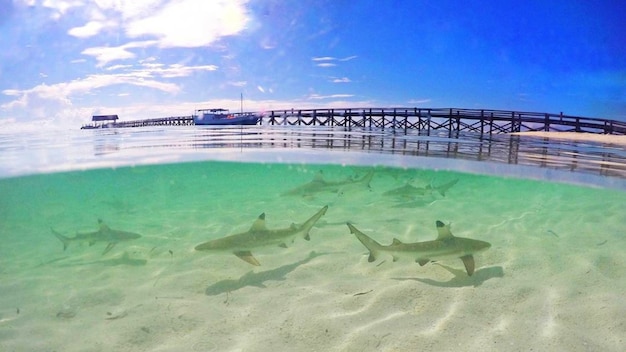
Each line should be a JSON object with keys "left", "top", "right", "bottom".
{"left": 1, "top": 125, "right": 625, "bottom": 351}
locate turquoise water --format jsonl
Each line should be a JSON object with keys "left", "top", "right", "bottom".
{"left": 1, "top": 127, "right": 625, "bottom": 351}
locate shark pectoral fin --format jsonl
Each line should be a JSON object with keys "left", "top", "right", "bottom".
{"left": 292, "top": 223, "right": 311, "bottom": 241}
{"left": 417, "top": 259, "right": 430, "bottom": 266}
{"left": 278, "top": 243, "right": 288, "bottom": 248}
{"left": 102, "top": 242, "right": 116, "bottom": 255}
{"left": 234, "top": 251, "right": 261, "bottom": 266}
{"left": 89, "top": 240, "right": 97, "bottom": 246}
{"left": 460, "top": 255, "right": 475, "bottom": 276}
{"left": 392, "top": 255, "right": 399, "bottom": 262}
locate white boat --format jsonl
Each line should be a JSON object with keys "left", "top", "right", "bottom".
{"left": 193, "top": 108, "right": 260, "bottom": 125}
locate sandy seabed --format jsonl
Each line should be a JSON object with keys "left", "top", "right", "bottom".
{"left": 1, "top": 160, "right": 625, "bottom": 352}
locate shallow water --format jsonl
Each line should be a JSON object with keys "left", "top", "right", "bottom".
{"left": 1, "top": 126, "right": 625, "bottom": 351}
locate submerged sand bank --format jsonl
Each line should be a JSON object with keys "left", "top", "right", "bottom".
{"left": 1, "top": 162, "right": 625, "bottom": 352}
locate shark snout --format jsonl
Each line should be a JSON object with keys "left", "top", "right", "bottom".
{"left": 476, "top": 240, "right": 491, "bottom": 252}
{"left": 120, "top": 231, "right": 142, "bottom": 240}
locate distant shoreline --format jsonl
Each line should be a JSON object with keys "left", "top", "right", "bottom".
{"left": 510, "top": 131, "right": 626, "bottom": 146}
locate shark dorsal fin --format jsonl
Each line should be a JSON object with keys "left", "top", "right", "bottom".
{"left": 313, "top": 171, "right": 325, "bottom": 182}
{"left": 435, "top": 220, "right": 454, "bottom": 240}
{"left": 392, "top": 238, "right": 403, "bottom": 245}
{"left": 249, "top": 213, "right": 267, "bottom": 231}
{"left": 98, "top": 219, "right": 110, "bottom": 232}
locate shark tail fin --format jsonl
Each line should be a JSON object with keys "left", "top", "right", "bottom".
{"left": 435, "top": 179, "right": 459, "bottom": 197}
{"left": 347, "top": 223, "right": 382, "bottom": 262}
{"left": 51, "top": 228, "right": 70, "bottom": 251}
{"left": 361, "top": 170, "right": 375, "bottom": 189}
{"left": 300, "top": 205, "right": 328, "bottom": 241}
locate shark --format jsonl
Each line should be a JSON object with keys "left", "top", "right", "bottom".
{"left": 195, "top": 205, "right": 328, "bottom": 266}
{"left": 347, "top": 220, "right": 490, "bottom": 276}
{"left": 51, "top": 219, "right": 142, "bottom": 255}
{"left": 282, "top": 170, "right": 374, "bottom": 196}
{"left": 383, "top": 179, "right": 459, "bottom": 200}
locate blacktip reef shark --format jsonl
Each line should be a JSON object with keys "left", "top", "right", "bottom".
{"left": 51, "top": 219, "right": 141, "bottom": 255}
{"left": 282, "top": 170, "right": 374, "bottom": 196}
{"left": 347, "top": 220, "right": 490, "bottom": 276}
{"left": 383, "top": 179, "right": 459, "bottom": 200}
{"left": 195, "top": 205, "right": 328, "bottom": 266}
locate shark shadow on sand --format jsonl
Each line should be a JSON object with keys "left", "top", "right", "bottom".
{"left": 50, "top": 252, "right": 148, "bottom": 267}
{"left": 205, "top": 251, "right": 327, "bottom": 296}
{"left": 393, "top": 264, "right": 504, "bottom": 288}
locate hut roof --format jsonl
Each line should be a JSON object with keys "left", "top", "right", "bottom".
{"left": 92, "top": 115, "right": 119, "bottom": 122}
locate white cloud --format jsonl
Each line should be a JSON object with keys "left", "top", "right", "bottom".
{"left": 312, "top": 55, "right": 357, "bottom": 62}
{"left": 81, "top": 41, "right": 158, "bottom": 66}
{"left": 106, "top": 64, "right": 134, "bottom": 71}
{"left": 1, "top": 74, "right": 177, "bottom": 111}
{"left": 93, "top": 0, "right": 164, "bottom": 20}
{"left": 38, "top": 0, "right": 84, "bottom": 19}
{"left": 312, "top": 55, "right": 357, "bottom": 68}
{"left": 228, "top": 81, "right": 247, "bottom": 87}
{"left": 2, "top": 60, "right": 221, "bottom": 111}
{"left": 125, "top": 0, "right": 250, "bottom": 48}
{"left": 68, "top": 20, "right": 114, "bottom": 38}
{"left": 332, "top": 77, "right": 351, "bottom": 83}
{"left": 308, "top": 93, "right": 354, "bottom": 100}
{"left": 312, "top": 56, "right": 336, "bottom": 61}
{"left": 136, "top": 63, "right": 219, "bottom": 78}
{"left": 31, "top": 0, "right": 252, "bottom": 64}
{"left": 407, "top": 99, "right": 432, "bottom": 104}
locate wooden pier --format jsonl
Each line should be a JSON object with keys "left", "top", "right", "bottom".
{"left": 262, "top": 108, "right": 626, "bottom": 135}
{"left": 113, "top": 115, "right": 194, "bottom": 128}
{"left": 90, "top": 107, "right": 626, "bottom": 135}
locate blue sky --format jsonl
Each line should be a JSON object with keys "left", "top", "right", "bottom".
{"left": 1, "top": 0, "right": 625, "bottom": 129}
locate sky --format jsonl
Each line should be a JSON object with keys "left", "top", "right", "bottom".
{"left": 0, "top": 0, "right": 625, "bottom": 130}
